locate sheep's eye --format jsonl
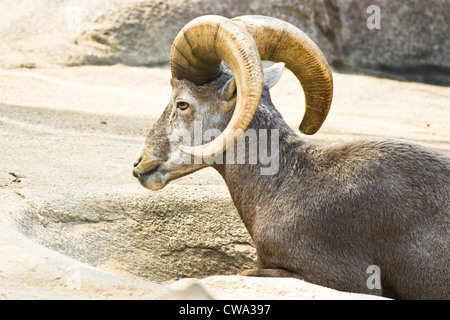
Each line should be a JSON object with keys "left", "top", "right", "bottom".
{"left": 177, "top": 101, "right": 190, "bottom": 110}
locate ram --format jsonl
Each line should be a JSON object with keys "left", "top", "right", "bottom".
{"left": 132, "top": 15, "right": 449, "bottom": 299}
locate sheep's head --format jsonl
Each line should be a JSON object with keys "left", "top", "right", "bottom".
{"left": 133, "top": 15, "right": 333, "bottom": 190}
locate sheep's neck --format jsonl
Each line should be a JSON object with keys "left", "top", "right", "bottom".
{"left": 213, "top": 122, "right": 309, "bottom": 237}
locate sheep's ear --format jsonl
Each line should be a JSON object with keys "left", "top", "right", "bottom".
{"left": 221, "top": 77, "right": 236, "bottom": 101}
{"left": 220, "top": 62, "right": 284, "bottom": 101}
{"left": 264, "top": 62, "right": 285, "bottom": 89}
{"left": 170, "top": 77, "right": 181, "bottom": 88}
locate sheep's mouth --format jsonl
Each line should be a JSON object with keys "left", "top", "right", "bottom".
{"left": 136, "top": 165, "right": 160, "bottom": 181}
{"left": 137, "top": 165, "right": 170, "bottom": 191}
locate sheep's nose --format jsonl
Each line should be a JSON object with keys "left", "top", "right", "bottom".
{"left": 133, "top": 157, "right": 142, "bottom": 168}
{"left": 132, "top": 158, "right": 142, "bottom": 178}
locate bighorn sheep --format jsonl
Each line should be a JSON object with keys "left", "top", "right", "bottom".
{"left": 132, "top": 15, "right": 450, "bottom": 299}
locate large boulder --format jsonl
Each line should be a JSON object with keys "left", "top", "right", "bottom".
{"left": 0, "top": 0, "right": 448, "bottom": 84}
{"left": 0, "top": 219, "right": 174, "bottom": 299}
{"left": 75, "top": 0, "right": 253, "bottom": 66}
{"left": 333, "top": 0, "right": 450, "bottom": 84}
{"left": 249, "top": 0, "right": 450, "bottom": 84}
{"left": 1, "top": 184, "right": 256, "bottom": 283}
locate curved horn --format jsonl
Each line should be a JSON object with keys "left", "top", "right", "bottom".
{"left": 232, "top": 15, "right": 333, "bottom": 135}
{"left": 171, "top": 15, "right": 264, "bottom": 158}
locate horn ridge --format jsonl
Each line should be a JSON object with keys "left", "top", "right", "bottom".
{"left": 232, "top": 15, "right": 333, "bottom": 135}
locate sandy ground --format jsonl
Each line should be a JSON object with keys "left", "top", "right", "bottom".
{"left": 0, "top": 65, "right": 448, "bottom": 299}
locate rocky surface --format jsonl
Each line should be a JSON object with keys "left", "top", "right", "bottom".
{"left": 168, "top": 276, "right": 386, "bottom": 300}
{"left": 0, "top": 0, "right": 448, "bottom": 84}
{"left": 0, "top": 219, "right": 384, "bottom": 299}
{"left": 0, "top": 222, "right": 174, "bottom": 299}
{"left": 0, "top": 65, "right": 448, "bottom": 299}
{"left": 2, "top": 185, "right": 255, "bottom": 283}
